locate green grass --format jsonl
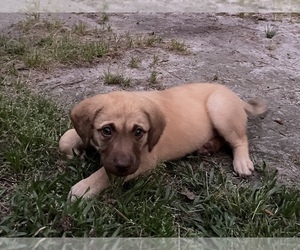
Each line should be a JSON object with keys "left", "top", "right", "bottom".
{"left": 0, "top": 15, "right": 190, "bottom": 77}
{"left": 144, "top": 36, "right": 163, "bottom": 47}
{"left": 149, "top": 54, "right": 159, "bottom": 68}
{"left": 0, "top": 81, "right": 299, "bottom": 238}
{"left": 0, "top": 17, "right": 169, "bottom": 74}
{"left": 149, "top": 71, "right": 159, "bottom": 85}
{"left": 103, "top": 70, "right": 131, "bottom": 87}
{"left": 265, "top": 25, "right": 277, "bottom": 39}
{"left": 168, "top": 39, "right": 189, "bottom": 53}
{"left": 72, "top": 21, "right": 88, "bottom": 36}
{"left": 101, "top": 13, "right": 109, "bottom": 24}
{"left": 129, "top": 56, "right": 141, "bottom": 69}
{"left": 125, "top": 33, "right": 163, "bottom": 49}
{"left": 0, "top": 28, "right": 111, "bottom": 71}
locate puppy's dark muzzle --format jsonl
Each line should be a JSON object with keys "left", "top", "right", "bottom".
{"left": 104, "top": 155, "right": 138, "bottom": 177}
{"left": 114, "top": 158, "right": 131, "bottom": 173}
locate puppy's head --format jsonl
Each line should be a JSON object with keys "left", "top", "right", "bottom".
{"left": 71, "top": 92, "right": 166, "bottom": 177}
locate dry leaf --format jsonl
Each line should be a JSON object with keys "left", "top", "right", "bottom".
{"left": 180, "top": 187, "right": 197, "bottom": 200}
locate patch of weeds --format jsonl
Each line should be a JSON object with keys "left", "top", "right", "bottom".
{"left": 106, "top": 25, "right": 113, "bottom": 32}
{"left": 125, "top": 32, "right": 134, "bottom": 48}
{"left": 23, "top": 50, "right": 49, "bottom": 70}
{"left": 238, "top": 12, "right": 245, "bottom": 18}
{"left": 149, "top": 71, "right": 159, "bottom": 85}
{"left": 1, "top": 16, "right": 178, "bottom": 73}
{"left": 72, "top": 21, "right": 88, "bottom": 36}
{"left": 43, "top": 19, "right": 63, "bottom": 31}
{"left": 102, "top": 13, "right": 109, "bottom": 23}
{"left": 125, "top": 33, "right": 163, "bottom": 49}
{"left": 103, "top": 70, "right": 131, "bottom": 87}
{"left": 6, "top": 64, "right": 19, "bottom": 77}
{"left": 265, "top": 25, "right": 277, "bottom": 39}
{"left": 149, "top": 54, "right": 159, "bottom": 68}
{"left": 53, "top": 36, "right": 110, "bottom": 65}
{"left": 0, "top": 76, "right": 5, "bottom": 84}
{"left": 129, "top": 56, "right": 141, "bottom": 69}
{"left": 97, "top": 13, "right": 110, "bottom": 25}
{"left": 55, "top": 35, "right": 110, "bottom": 64}
{"left": 145, "top": 36, "right": 163, "bottom": 47}
{"left": 79, "top": 41, "right": 110, "bottom": 62}
{"left": 168, "top": 39, "right": 189, "bottom": 53}
{"left": 0, "top": 36, "right": 7, "bottom": 47}
{"left": 1, "top": 37, "right": 26, "bottom": 56}
{"left": 31, "top": 13, "right": 41, "bottom": 22}
{"left": 212, "top": 74, "right": 219, "bottom": 81}
{"left": 1, "top": 18, "right": 114, "bottom": 71}
{"left": 17, "top": 14, "right": 40, "bottom": 32}
{"left": 35, "top": 35, "right": 54, "bottom": 47}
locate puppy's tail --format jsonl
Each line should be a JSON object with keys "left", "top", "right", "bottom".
{"left": 243, "top": 98, "right": 268, "bottom": 116}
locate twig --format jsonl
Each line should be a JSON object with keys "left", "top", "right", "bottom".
{"left": 263, "top": 87, "right": 280, "bottom": 91}
{"left": 113, "top": 207, "right": 131, "bottom": 223}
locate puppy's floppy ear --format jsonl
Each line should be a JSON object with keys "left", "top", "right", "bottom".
{"left": 70, "top": 96, "right": 102, "bottom": 146}
{"left": 144, "top": 100, "right": 166, "bottom": 152}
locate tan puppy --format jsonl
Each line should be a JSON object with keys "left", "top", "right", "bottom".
{"left": 59, "top": 83, "right": 267, "bottom": 200}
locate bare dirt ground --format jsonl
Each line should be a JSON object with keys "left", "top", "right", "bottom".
{"left": 1, "top": 13, "right": 300, "bottom": 186}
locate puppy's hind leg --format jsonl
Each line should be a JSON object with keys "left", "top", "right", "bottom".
{"left": 206, "top": 91, "right": 254, "bottom": 176}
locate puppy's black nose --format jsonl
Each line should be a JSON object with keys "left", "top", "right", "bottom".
{"left": 113, "top": 157, "right": 132, "bottom": 172}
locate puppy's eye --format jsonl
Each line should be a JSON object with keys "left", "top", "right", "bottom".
{"left": 134, "top": 127, "right": 144, "bottom": 139}
{"left": 101, "top": 126, "right": 112, "bottom": 137}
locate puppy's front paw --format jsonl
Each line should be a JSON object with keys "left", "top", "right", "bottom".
{"left": 233, "top": 158, "right": 254, "bottom": 176}
{"left": 68, "top": 179, "right": 96, "bottom": 201}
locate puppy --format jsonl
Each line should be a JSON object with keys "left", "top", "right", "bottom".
{"left": 59, "top": 83, "right": 267, "bottom": 200}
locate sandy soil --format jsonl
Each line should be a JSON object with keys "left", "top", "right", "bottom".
{"left": 1, "top": 13, "right": 299, "bottom": 186}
